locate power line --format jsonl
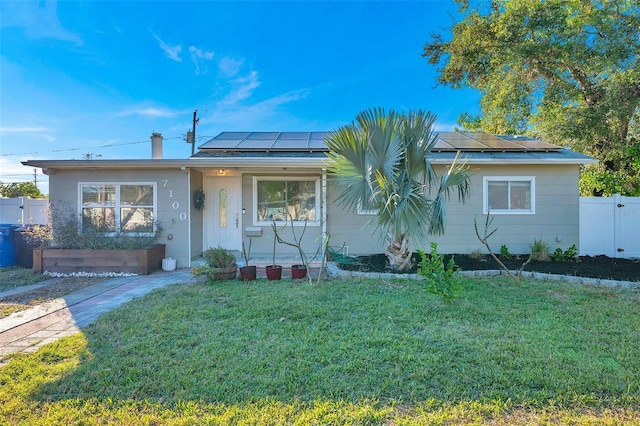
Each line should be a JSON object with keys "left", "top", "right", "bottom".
{"left": 0, "top": 135, "right": 210, "bottom": 157}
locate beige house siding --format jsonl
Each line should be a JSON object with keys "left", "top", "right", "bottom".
{"left": 327, "top": 163, "right": 581, "bottom": 256}
{"left": 239, "top": 171, "right": 324, "bottom": 261}
{"left": 190, "top": 170, "right": 204, "bottom": 258}
{"left": 48, "top": 168, "right": 192, "bottom": 268}
{"left": 41, "top": 160, "right": 581, "bottom": 267}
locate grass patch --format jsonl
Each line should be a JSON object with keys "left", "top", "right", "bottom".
{"left": 0, "top": 267, "right": 45, "bottom": 291}
{"left": 1, "top": 277, "right": 639, "bottom": 423}
{"left": 0, "top": 268, "right": 48, "bottom": 317}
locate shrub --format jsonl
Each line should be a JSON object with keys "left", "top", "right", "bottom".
{"left": 193, "top": 247, "right": 238, "bottom": 281}
{"left": 20, "top": 224, "right": 53, "bottom": 249}
{"left": 203, "top": 246, "right": 237, "bottom": 268}
{"left": 21, "top": 202, "right": 161, "bottom": 250}
{"left": 469, "top": 248, "right": 484, "bottom": 260}
{"left": 499, "top": 244, "right": 511, "bottom": 259}
{"left": 552, "top": 244, "right": 578, "bottom": 262}
{"left": 530, "top": 238, "right": 550, "bottom": 261}
{"left": 417, "top": 242, "right": 462, "bottom": 301}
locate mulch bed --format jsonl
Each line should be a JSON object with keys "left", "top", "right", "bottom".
{"left": 336, "top": 253, "right": 640, "bottom": 282}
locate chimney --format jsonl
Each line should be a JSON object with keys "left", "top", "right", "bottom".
{"left": 151, "top": 132, "right": 163, "bottom": 159}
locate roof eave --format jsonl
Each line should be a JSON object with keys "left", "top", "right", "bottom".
{"left": 188, "top": 157, "right": 326, "bottom": 167}
{"left": 23, "top": 154, "right": 598, "bottom": 172}
{"left": 22, "top": 156, "right": 327, "bottom": 171}
{"left": 430, "top": 158, "right": 599, "bottom": 165}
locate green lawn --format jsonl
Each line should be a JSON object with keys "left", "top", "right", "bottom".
{"left": 0, "top": 267, "right": 46, "bottom": 291}
{"left": 2, "top": 277, "right": 639, "bottom": 424}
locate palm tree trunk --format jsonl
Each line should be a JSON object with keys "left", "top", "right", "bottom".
{"left": 385, "top": 231, "right": 412, "bottom": 270}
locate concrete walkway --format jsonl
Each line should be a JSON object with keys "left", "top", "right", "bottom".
{"left": 0, "top": 269, "right": 198, "bottom": 365}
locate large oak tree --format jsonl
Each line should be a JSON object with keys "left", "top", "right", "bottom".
{"left": 0, "top": 182, "right": 45, "bottom": 198}
{"left": 423, "top": 0, "right": 640, "bottom": 195}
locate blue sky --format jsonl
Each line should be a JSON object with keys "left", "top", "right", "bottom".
{"left": 0, "top": 0, "right": 480, "bottom": 195}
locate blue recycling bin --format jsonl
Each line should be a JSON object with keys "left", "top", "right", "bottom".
{"left": 0, "top": 224, "right": 17, "bottom": 267}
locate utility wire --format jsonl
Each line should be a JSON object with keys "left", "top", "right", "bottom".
{"left": 0, "top": 135, "right": 212, "bottom": 157}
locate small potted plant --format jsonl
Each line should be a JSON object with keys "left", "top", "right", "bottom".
{"left": 193, "top": 246, "right": 237, "bottom": 281}
{"left": 265, "top": 220, "right": 286, "bottom": 280}
{"left": 239, "top": 239, "right": 256, "bottom": 281}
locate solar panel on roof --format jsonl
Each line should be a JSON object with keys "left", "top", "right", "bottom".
{"left": 216, "top": 132, "right": 250, "bottom": 139}
{"left": 273, "top": 140, "right": 305, "bottom": 149}
{"left": 199, "top": 131, "right": 561, "bottom": 153}
{"left": 433, "top": 139, "right": 455, "bottom": 150}
{"left": 438, "top": 132, "right": 470, "bottom": 140}
{"left": 279, "top": 132, "right": 310, "bottom": 139}
{"left": 247, "top": 132, "right": 280, "bottom": 140}
{"left": 498, "top": 136, "right": 559, "bottom": 150}
{"left": 432, "top": 132, "right": 561, "bottom": 152}
{"left": 437, "top": 133, "right": 488, "bottom": 150}
{"left": 236, "top": 139, "right": 276, "bottom": 149}
{"left": 309, "top": 139, "right": 327, "bottom": 149}
{"left": 199, "top": 139, "right": 244, "bottom": 149}
{"left": 464, "top": 133, "right": 523, "bottom": 150}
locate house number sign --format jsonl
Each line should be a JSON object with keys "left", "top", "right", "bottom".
{"left": 163, "top": 179, "right": 188, "bottom": 220}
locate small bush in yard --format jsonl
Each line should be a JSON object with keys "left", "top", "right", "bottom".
{"left": 21, "top": 202, "right": 161, "bottom": 250}
{"left": 417, "top": 242, "right": 462, "bottom": 301}
{"left": 530, "top": 238, "right": 551, "bottom": 261}
{"left": 552, "top": 244, "right": 579, "bottom": 262}
{"left": 499, "top": 244, "right": 511, "bottom": 259}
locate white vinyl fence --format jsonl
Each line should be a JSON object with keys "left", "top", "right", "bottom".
{"left": 0, "top": 197, "right": 49, "bottom": 225}
{"left": 580, "top": 195, "right": 640, "bottom": 258}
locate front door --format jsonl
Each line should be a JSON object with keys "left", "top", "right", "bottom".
{"left": 205, "top": 176, "right": 242, "bottom": 251}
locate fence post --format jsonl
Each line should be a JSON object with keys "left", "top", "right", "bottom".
{"left": 613, "top": 194, "right": 621, "bottom": 258}
{"left": 33, "top": 249, "right": 43, "bottom": 273}
{"left": 20, "top": 196, "right": 27, "bottom": 225}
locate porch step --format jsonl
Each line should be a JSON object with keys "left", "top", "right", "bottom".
{"left": 191, "top": 256, "right": 323, "bottom": 268}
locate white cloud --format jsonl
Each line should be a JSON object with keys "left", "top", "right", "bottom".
{"left": 189, "top": 46, "right": 214, "bottom": 60}
{"left": 149, "top": 31, "right": 182, "bottom": 62}
{"left": 116, "top": 105, "right": 181, "bottom": 118}
{"left": 219, "top": 57, "right": 244, "bottom": 77}
{"left": 0, "top": 157, "right": 42, "bottom": 183}
{"left": 211, "top": 88, "right": 309, "bottom": 129}
{"left": 0, "top": 0, "right": 82, "bottom": 45}
{"left": 189, "top": 46, "right": 215, "bottom": 75}
{"left": 0, "top": 126, "right": 55, "bottom": 146}
{"left": 221, "top": 71, "right": 261, "bottom": 105}
{"left": 0, "top": 126, "right": 50, "bottom": 133}
{"left": 253, "top": 89, "right": 310, "bottom": 109}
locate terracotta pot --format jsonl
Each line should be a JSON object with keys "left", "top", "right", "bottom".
{"left": 265, "top": 265, "right": 282, "bottom": 280}
{"left": 239, "top": 265, "right": 257, "bottom": 281}
{"left": 212, "top": 265, "right": 237, "bottom": 280}
{"left": 291, "top": 264, "right": 307, "bottom": 279}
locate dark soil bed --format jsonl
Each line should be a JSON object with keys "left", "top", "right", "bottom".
{"left": 336, "top": 253, "right": 640, "bottom": 282}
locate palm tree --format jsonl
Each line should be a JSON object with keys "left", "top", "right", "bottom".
{"left": 325, "top": 108, "right": 472, "bottom": 270}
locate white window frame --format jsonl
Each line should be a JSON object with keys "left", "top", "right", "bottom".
{"left": 357, "top": 200, "right": 378, "bottom": 215}
{"left": 78, "top": 182, "right": 158, "bottom": 235}
{"left": 483, "top": 176, "right": 535, "bottom": 215}
{"left": 253, "top": 176, "right": 321, "bottom": 226}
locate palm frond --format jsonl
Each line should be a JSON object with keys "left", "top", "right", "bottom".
{"left": 438, "top": 151, "right": 472, "bottom": 203}
{"left": 325, "top": 108, "right": 473, "bottom": 248}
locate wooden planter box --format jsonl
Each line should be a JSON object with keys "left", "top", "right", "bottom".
{"left": 33, "top": 244, "right": 166, "bottom": 275}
